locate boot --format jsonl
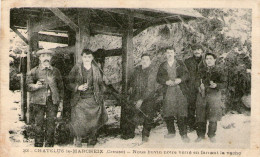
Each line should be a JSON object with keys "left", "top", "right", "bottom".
{"left": 88, "top": 136, "right": 97, "bottom": 147}
{"left": 142, "top": 136, "right": 149, "bottom": 142}
{"left": 181, "top": 135, "right": 190, "bottom": 143}
{"left": 34, "top": 135, "right": 44, "bottom": 147}
{"left": 177, "top": 116, "right": 188, "bottom": 137}
{"left": 45, "top": 143, "right": 54, "bottom": 147}
{"left": 164, "top": 133, "right": 176, "bottom": 139}
{"left": 164, "top": 117, "right": 176, "bottom": 136}
{"left": 74, "top": 137, "right": 82, "bottom": 147}
{"left": 208, "top": 122, "right": 217, "bottom": 139}
{"left": 209, "top": 137, "right": 216, "bottom": 143}
{"left": 34, "top": 143, "right": 43, "bottom": 147}
{"left": 142, "top": 119, "right": 152, "bottom": 140}
{"left": 196, "top": 122, "right": 206, "bottom": 139}
{"left": 194, "top": 136, "right": 205, "bottom": 143}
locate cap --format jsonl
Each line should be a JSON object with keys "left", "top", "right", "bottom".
{"left": 36, "top": 49, "right": 54, "bottom": 56}
{"left": 81, "top": 48, "right": 94, "bottom": 55}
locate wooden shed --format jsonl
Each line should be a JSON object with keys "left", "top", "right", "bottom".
{"left": 10, "top": 8, "right": 203, "bottom": 128}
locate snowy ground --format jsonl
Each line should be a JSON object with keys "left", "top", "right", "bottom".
{"left": 7, "top": 90, "right": 250, "bottom": 148}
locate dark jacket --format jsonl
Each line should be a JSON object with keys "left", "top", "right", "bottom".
{"left": 156, "top": 60, "right": 190, "bottom": 117}
{"left": 68, "top": 63, "right": 106, "bottom": 107}
{"left": 195, "top": 63, "right": 226, "bottom": 122}
{"left": 128, "top": 65, "right": 156, "bottom": 102}
{"left": 157, "top": 60, "right": 189, "bottom": 97}
{"left": 26, "top": 65, "right": 64, "bottom": 105}
{"left": 184, "top": 56, "right": 202, "bottom": 95}
{"left": 196, "top": 63, "right": 226, "bottom": 93}
{"left": 128, "top": 65, "right": 159, "bottom": 120}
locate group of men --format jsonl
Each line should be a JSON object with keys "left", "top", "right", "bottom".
{"left": 122, "top": 45, "right": 226, "bottom": 143}
{"left": 26, "top": 45, "right": 225, "bottom": 147}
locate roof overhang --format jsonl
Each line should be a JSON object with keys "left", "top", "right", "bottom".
{"left": 10, "top": 8, "right": 204, "bottom": 37}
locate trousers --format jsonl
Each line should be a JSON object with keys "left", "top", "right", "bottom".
{"left": 164, "top": 116, "right": 188, "bottom": 136}
{"left": 142, "top": 118, "right": 154, "bottom": 138}
{"left": 187, "top": 94, "right": 197, "bottom": 130}
{"left": 33, "top": 97, "right": 58, "bottom": 147}
{"left": 196, "top": 122, "right": 217, "bottom": 138}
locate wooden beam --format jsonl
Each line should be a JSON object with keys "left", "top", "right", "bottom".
{"left": 11, "top": 27, "right": 28, "bottom": 44}
{"left": 38, "top": 33, "right": 68, "bottom": 44}
{"left": 90, "top": 23, "right": 123, "bottom": 36}
{"left": 102, "top": 10, "right": 123, "bottom": 28}
{"left": 99, "top": 8, "right": 155, "bottom": 21}
{"left": 49, "top": 8, "right": 79, "bottom": 32}
{"left": 50, "top": 46, "right": 122, "bottom": 58}
{"left": 135, "top": 15, "right": 179, "bottom": 28}
{"left": 13, "top": 25, "right": 68, "bottom": 34}
{"left": 68, "top": 30, "right": 76, "bottom": 46}
{"left": 75, "top": 10, "right": 91, "bottom": 63}
{"left": 120, "top": 11, "right": 134, "bottom": 131}
{"left": 32, "top": 16, "right": 67, "bottom": 32}
{"left": 94, "top": 48, "right": 122, "bottom": 58}
{"left": 50, "top": 45, "right": 75, "bottom": 55}
{"left": 133, "top": 10, "right": 156, "bottom": 21}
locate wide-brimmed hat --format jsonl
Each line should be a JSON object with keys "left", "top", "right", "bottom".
{"left": 36, "top": 49, "right": 54, "bottom": 56}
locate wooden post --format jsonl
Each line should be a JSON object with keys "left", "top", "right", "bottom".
{"left": 19, "top": 54, "right": 27, "bottom": 121}
{"left": 75, "top": 10, "right": 90, "bottom": 64}
{"left": 68, "top": 30, "right": 76, "bottom": 46}
{"left": 120, "top": 12, "right": 134, "bottom": 131}
{"left": 26, "top": 18, "right": 39, "bottom": 124}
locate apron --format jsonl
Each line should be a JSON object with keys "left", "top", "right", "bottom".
{"left": 163, "top": 62, "right": 188, "bottom": 118}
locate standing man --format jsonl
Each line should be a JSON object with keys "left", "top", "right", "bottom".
{"left": 184, "top": 45, "right": 203, "bottom": 131}
{"left": 195, "top": 53, "right": 226, "bottom": 143}
{"left": 68, "top": 49, "right": 108, "bottom": 147}
{"left": 26, "top": 49, "right": 64, "bottom": 147}
{"left": 157, "top": 48, "right": 190, "bottom": 143}
{"left": 125, "top": 54, "right": 158, "bottom": 142}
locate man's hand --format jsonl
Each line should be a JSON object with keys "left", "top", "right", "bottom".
{"left": 135, "top": 99, "right": 143, "bottom": 109}
{"left": 209, "top": 81, "right": 217, "bottom": 88}
{"left": 174, "top": 78, "right": 182, "bottom": 85}
{"left": 199, "top": 83, "right": 206, "bottom": 98}
{"left": 78, "top": 83, "right": 88, "bottom": 91}
{"left": 57, "top": 101, "right": 63, "bottom": 118}
{"left": 128, "top": 87, "right": 133, "bottom": 94}
{"left": 166, "top": 80, "right": 174, "bottom": 86}
{"left": 58, "top": 100, "right": 63, "bottom": 112}
{"left": 35, "top": 81, "right": 44, "bottom": 89}
{"left": 200, "top": 83, "right": 205, "bottom": 90}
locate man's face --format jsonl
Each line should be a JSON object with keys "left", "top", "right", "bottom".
{"left": 141, "top": 56, "right": 151, "bottom": 69}
{"left": 165, "top": 49, "right": 175, "bottom": 61}
{"left": 39, "top": 53, "right": 52, "bottom": 66}
{"left": 205, "top": 55, "right": 216, "bottom": 67}
{"left": 193, "top": 49, "right": 203, "bottom": 57}
{"left": 82, "top": 53, "right": 93, "bottom": 64}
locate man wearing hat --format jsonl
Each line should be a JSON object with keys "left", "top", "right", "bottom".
{"left": 26, "top": 49, "right": 64, "bottom": 147}
{"left": 184, "top": 45, "right": 204, "bottom": 131}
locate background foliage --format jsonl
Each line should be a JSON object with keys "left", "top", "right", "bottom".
{"left": 9, "top": 9, "right": 251, "bottom": 113}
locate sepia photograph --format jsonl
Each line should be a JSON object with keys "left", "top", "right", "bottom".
{"left": 7, "top": 7, "right": 252, "bottom": 149}
{"left": 1, "top": 1, "right": 260, "bottom": 157}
